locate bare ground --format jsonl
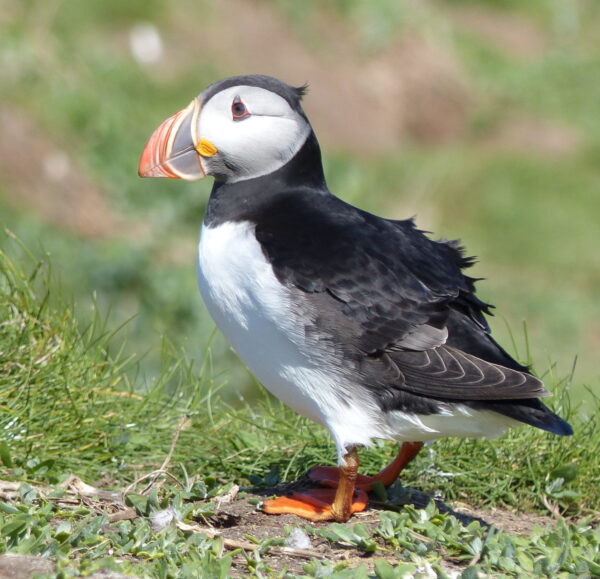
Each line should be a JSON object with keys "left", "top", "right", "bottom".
{"left": 448, "top": 4, "right": 548, "bottom": 61}
{"left": 0, "top": 476, "right": 558, "bottom": 578}
{"left": 0, "top": 108, "right": 122, "bottom": 239}
{"left": 481, "top": 115, "right": 583, "bottom": 158}
{"left": 213, "top": 482, "right": 556, "bottom": 576}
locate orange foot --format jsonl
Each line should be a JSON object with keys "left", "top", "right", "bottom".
{"left": 308, "top": 441, "right": 424, "bottom": 491}
{"left": 306, "top": 466, "right": 380, "bottom": 490}
{"left": 262, "top": 487, "right": 368, "bottom": 522}
{"left": 260, "top": 442, "right": 424, "bottom": 522}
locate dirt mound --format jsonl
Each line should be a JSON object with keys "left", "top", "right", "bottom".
{"left": 483, "top": 116, "right": 583, "bottom": 157}
{"left": 0, "top": 108, "right": 120, "bottom": 238}
{"left": 450, "top": 5, "right": 547, "bottom": 61}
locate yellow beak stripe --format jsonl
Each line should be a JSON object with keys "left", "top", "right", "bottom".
{"left": 196, "top": 139, "right": 218, "bottom": 157}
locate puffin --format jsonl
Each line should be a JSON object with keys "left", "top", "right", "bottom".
{"left": 138, "top": 74, "right": 573, "bottom": 522}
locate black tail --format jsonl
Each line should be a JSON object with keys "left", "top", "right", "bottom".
{"left": 471, "top": 398, "right": 573, "bottom": 436}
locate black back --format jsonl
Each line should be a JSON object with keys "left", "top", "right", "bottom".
{"left": 205, "top": 121, "right": 572, "bottom": 437}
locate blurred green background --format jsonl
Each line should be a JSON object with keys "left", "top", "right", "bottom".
{"left": 1, "top": 0, "right": 599, "bottom": 403}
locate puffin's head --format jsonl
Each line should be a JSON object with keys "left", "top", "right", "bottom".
{"left": 138, "top": 75, "right": 311, "bottom": 183}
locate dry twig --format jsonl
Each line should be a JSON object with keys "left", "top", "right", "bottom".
{"left": 121, "top": 415, "right": 188, "bottom": 497}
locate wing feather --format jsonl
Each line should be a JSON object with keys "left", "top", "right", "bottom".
{"left": 254, "top": 192, "right": 544, "bottom": 402}
{"left": 385, "top": 346, "right": 548, "bottom": 400}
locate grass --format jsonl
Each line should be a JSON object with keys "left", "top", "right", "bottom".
{"left": 1, "top": 0, "right": 600, "bottom": 393}
{"left": 2, "top": 492, "right": 598, "bottom": 577}
{"left": 1, "top": 234, "right": 599, "bottom": 576}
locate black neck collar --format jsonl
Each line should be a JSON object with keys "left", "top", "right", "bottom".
{"left": 204, "top": 131, "right": 328, "bottom": 226}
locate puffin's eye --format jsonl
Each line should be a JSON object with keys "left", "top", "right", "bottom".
{"left": 231, "top": 99, "right": 249, "bottom": 120}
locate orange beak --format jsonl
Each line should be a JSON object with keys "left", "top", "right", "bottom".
{"left": 138, "top": 98, "right": 208, "bottom": 180}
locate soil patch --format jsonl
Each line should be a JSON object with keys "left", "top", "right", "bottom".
{"left": 0, "top": 477, "right": 559, "bottom": 577}
{"left": 482, "top": 116, "right": 583, "bottom": 158}
{"left": 449, "top": 5, "right": 547, "bottom": 60}
{"left": 0, "top": 108, "right": 120, "bottom": 239}
{"left": 214, "top": 485, "right": 556, "bottom": 576}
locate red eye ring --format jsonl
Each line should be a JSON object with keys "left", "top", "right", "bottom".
{"left": 231, "top": 99, "right": 249, "bottom": 120}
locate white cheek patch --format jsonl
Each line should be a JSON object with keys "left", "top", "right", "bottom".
{"left": 198, "top": 86, "right": 311, "bottom": 182}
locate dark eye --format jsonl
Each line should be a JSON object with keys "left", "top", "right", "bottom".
{"left": 231, "top": 99, "right": 249, "bottom": 120}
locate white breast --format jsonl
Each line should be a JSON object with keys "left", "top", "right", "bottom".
{"left": 197, "top": 220, "right": 519, "bottom": 461}
{"left": 197, "top": 221, "right": 387, "bottom": 452}
{"left": 197, "top": 221, "right": 325, "bottom": 420}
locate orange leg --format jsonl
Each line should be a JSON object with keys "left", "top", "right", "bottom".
{"left": 308, "top": 441, "right": 424, "bottom": 491}
{"left": 261, "top": 441, "right": 423, "bottom": 522}
{"left": 262, "top": 447, "right": 366, "bottom": 522}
